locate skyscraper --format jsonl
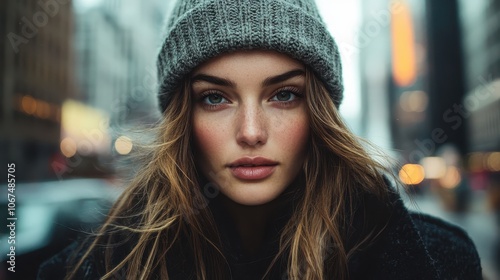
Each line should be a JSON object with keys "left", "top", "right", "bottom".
{"left": 0, "top": 0, "right": 76, "bottom": 181}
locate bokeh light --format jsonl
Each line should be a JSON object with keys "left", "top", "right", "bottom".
{"left": 399, "top": 163, "right": 425, "bottom": 185}
{"left": 115, "top": 136, "right": 133, "bottom": 155}
{"left": 400, "top": 90, "right": 429, "bottom": 112}
{"left": 21, "top": 95, "right": 37, "bottom": 115}
{"left": 468, "top": 153, "right": 485, "bottom": 172}
{"left": 391, "top": 0, "right": 417, "bottom": 87}
{"left": 439, "top": 166, "right": 462, "bottom": 189}
{"left": 60, "top": 137, "right": 77, "bottom": 158}
{"left": 420, "top": 157, "right": 447, "bottom": 179}
{"left": 486, "top": 152, "right": 500, "bottom": 172}
{"left": 35, "top": 100, "right": 51, "bottom": 119}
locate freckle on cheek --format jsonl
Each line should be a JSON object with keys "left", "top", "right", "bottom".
{"left": 292, "top": 123, "right": 309, "bottom": 146}
{"left": 194, "top": 122, "right": 220, "bottom": 149}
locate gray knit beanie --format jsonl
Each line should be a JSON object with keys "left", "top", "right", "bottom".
{"left": 157, "top": 0, "right": 343, "bottom": 112}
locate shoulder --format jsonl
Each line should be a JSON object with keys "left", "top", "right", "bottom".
{"left": 409, "top": 211, "right": 476, "bottom": 251}
{"left": 409, "top": 211, "right": 482, "bottom": 279}
{"left": 37, "top": 240, "right": 99, "bottom": 280}
{"left": 361, "top": 186, "right": 483, "bottom": 279}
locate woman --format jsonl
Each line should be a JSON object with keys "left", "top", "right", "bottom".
{"left": 38, "top": 0, "right": 482, "bottom": 279}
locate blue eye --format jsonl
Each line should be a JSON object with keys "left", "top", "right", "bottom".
{"left": 202, "top": 93, "right": 228, "bottom": 105}
{"left": 270, "top": 90, "right": 300, "bottom": 102}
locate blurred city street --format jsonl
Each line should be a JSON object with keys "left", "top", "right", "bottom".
{"left": 404, "top": 189, "right": 499, "bottom": 280}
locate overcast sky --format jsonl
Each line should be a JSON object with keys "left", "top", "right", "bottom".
{"left": 316, "top": 0, "right": 362, "bottom": 127}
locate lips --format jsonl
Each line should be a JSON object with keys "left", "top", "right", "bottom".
{"left": 227, "top": 157, "right": 278, "bottom": 180}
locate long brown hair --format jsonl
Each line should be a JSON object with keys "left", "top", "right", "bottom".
{"left": 67, "top": 67, "right": 393, "bottom": 280}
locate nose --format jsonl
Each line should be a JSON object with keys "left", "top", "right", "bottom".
{"left": 235, "top": 104, "right": 268, "bottom": 147}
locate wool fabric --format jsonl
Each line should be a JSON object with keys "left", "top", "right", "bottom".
{"left": 37, "top": 186, "right": 483, "bottom": 279}
{"left": 157, "top": 0, "right": 343, "bottom": 112}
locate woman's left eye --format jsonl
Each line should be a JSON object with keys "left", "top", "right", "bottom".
{"left": 270, "top": 89, "right": 301, "bottom": 102}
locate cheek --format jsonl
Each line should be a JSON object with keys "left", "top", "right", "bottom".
{"left": 192, "top": 116, "right": 228, "bottom": 164}
{"left": 274, "top": 112, "right": 310, "bottom": 156}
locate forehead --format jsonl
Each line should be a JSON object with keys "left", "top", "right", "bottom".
{"left": 192, "top": 50, "right": 304, "bottom": 78}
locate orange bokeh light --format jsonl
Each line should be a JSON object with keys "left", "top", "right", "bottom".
{"left": 21, "top": 95, "right": 37, "bottom": 115}
{"left": 399, "top": 164, "right": 425, "bottom": 185}
{"left": 391, "top": 0, "right": 417, "bottom": 87}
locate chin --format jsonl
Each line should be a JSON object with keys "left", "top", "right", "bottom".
{"left": 223, "top": 184, "right": 285, "bottom": 206}
{"left": 231, "top": 197, "right": 274, "bottom": 206}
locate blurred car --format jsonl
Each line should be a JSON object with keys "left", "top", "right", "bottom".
{"left": 0, "top": 178, "right": 123, "bottom": 280}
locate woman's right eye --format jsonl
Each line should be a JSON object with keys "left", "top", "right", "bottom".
{"left": 200, "top": 92, "right": 229, "bottom": 107}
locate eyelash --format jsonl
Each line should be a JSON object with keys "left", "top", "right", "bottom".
{"left": 270, "top": 87, "right": 303, "bottom": 106}
{"left": 199, "top": 90, "right": 229, "bottom": 110}
{"left": 198, "top": 87, "right": 303, "bottom": 110}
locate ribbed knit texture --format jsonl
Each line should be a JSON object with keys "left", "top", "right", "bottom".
{"left": 156, "top": 0, "right": 343, "bottom": 112}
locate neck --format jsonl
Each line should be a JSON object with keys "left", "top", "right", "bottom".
{"left": 219, "top": 195, "right": 285, "bottom": 257}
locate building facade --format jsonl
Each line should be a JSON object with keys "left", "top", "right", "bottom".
{"left": 458, "top": 0, "right": 500, "bottom": 153}
{"left": 1, "top": 0, "right": 75, "bottom": 182}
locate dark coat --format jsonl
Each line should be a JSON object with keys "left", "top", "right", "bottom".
{"left": 37, "top": 188, "right": 482, "bottom": 279}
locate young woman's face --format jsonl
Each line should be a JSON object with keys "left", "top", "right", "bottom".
{"left": 192, "top": 50, "right": 310, "bottom": 206}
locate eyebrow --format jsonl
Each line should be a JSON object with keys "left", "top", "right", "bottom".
{"left": 191, "top": 74, "right": 236, "bottom": 87}
{"left": 191, "top": 69, "right": 305, "bottom": 88}
{"left": 262, "top": 69, "right": 305, "bottom": 87}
